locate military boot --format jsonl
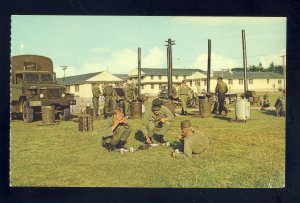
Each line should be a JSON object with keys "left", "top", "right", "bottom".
{"left": 116, "top": 140, "right": 127, "bottom": 149}
{"left": 105, "top": 143, "right": 115, "bottom": 151}
{"left": 158, "top": 134, "right": 166, "bottom": 143}
{"left": 184, "top": 111, "right": 188, "bottom": 116}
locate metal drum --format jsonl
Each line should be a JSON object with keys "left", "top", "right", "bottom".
{"left": 163, "top": 100, "right": 176, "bottom": 116}
{"left": 235, "top": 99, "right": 250, "bottom": 120}
{"left": 131, "top": 102, "right": 142, "bottom": 118}
{"left": 78, "top": 114, "right": 93, "bottom": 131}
{"left": 199, "top": 99, "right": 212, "bottom": 117}
{"left": 42, "top": 106, "right": 55, "bottom": 124}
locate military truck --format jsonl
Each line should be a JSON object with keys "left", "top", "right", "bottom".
{"left": 11, "top": 55, "right": 76, "bottom": 122}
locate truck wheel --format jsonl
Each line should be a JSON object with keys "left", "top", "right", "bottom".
{"left": 60, "top": 108, "right": 70, "bottom": 121}
{"left": 22, "top": 101, "right": 34, "bottom": 123}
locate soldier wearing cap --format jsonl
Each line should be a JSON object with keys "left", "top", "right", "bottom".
{"left": 275, "top": 89, "right": 286, "bottom": 117}
{"left": 215, "top": 76, "right": 229, "bottom": 115}
{"left": 178, "top": 79, "right": 192, "bottom": 115}
{"left": 142, "top": 98, "right": 175, "bottom": 144}
{"left": 171, "top": 120, "right": 209, "bottom": 158}
{"left": 92, "top": 82, "right": 101, "bottom": 118}
{"left": 103, "top": 81, "right": 117, "bottom": 118}
{"left": 102, "top": 107, "right": 131, "bottom": 151}
{"left": 124, "top": 83, "right": 137, "bottom": 117}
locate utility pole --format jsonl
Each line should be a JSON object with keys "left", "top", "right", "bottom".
{"left": 207, "top": 39, "right": 211, "bottom": 95}
{"left": 60, "top": 65, "right": 68, "bottom": 81}
{"left": 280, "top": 54, "right": 286, "bottom": 90}
{"left": 242, "top": 29, "right": 248, "bottom": 95}
{"left": 137, "top": 47, "right": 141, "bottom": 98}
{"left": 165, "top": 38, "right": 175, "bottom": 98}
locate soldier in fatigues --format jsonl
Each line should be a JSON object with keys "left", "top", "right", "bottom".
{"left": 142, "top": 98, "right": 175, "bottom": 144}
{"left": 103, "top": 81, "right": 117, "bottom": 118}
{"left": 275, "top": 90, "right": 286, "bottom": 116}
{"left": 102, "top": 107, "right": 131, "bottom": 151}
{"left": 215, "top": 76, "right": 228, "bottom": 115}
{"left": 260, "top": 93, "right": 271, "bottom": 110}
{"left": 92, "top": 83, "right": 101, "bottom": 118}
{"left": 171, "top": 120, "right": 209, "bottom": 158}
{"left": 124, "top": 83, "right": 137, "bottom": 117}
{"left": 178, "top": 79, "right": 192, "bottom": 115}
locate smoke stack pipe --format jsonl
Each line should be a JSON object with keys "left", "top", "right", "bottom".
{"left": 138, "top": 47, "right": 141, "bottom": 98}
{"left": 207, "top": 39, "right": 211, "bottom": 94}
{"left": 242, "top": 30, "right": 248, "bottom": 94}
{"left": 168, "top": 39, "right": 173, "bottom": 98}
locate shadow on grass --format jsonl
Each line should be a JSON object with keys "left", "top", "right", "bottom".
{"left": 260, "top": 110, "right": 277, "bottom": 117}
{"left": 135, "top": 130, "right": 145, "bottom": 143}
{"left": 170, "top": 141, "right": 183, "bottom": 150}
{"left": 213, "top": 115, "right": 232, "bottom": 122}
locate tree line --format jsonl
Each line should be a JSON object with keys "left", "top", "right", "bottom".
{"left": 231, "top": 62, "right": 283, "bottom": 74}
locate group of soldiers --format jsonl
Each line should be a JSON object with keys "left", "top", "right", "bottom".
{"left": 91, "top": 76, "right": 286, "bottom": 158}
{"left": 101, "top": 97, "right": 209, "bottom": 158}
{"left": 92, "top": 81, "right": 137, "bottom": 118}
{"left": 260, "top": 89, "right": 286, "bottom": 117}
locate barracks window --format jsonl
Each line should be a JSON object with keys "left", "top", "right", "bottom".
{"left": 75, "top": 84, "right": 80, "bottom": 92}
{"left": 239, "top": 79, "right": 243, "bottom": 85}
{"left": 150, "top": 75, "right": 154, "bottom": 80}
{"left": 151, "top": 84, "right": 154, "bottom": 89}
{"left": 249, "top": 79, "right": 253, "bottom": 84}
{"left": 228, "top": 79, "right": 233, "bottom": 85}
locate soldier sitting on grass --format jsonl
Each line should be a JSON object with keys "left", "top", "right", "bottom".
{"left": 275, "top": 89, "right": 286, "bottom": 117}
{"left": 171, "top": 120, "right": 209, "bottom": 158}
{"left": 141, "top": 98, "right": 175, "bottom": 144}
{"left": 260, "top": 93, "right": 271, "bottom": 110}
{"left": 102, "top": 107, "right": 131, "bottom": 151}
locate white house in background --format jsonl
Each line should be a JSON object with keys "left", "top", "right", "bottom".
{"left": 127, "top": 68, "right": 284, "bottom": 96}
{"left": 56, "top": 71, "right": 124, "bottom": 112}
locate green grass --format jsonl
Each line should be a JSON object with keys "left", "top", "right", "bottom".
{"left": 10, "top": 93, "right": 285, "bottom": 187}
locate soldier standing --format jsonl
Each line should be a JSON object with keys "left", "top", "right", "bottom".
{"left": 171, "top": 120, "right": 209, "bottom": 158}
{"left": 142, "top": 98, "right": 174, "bottom": 144}
{"left": 92, "top": 82, "right": 101, "bottom": 118}
{"left": 103, "top": 81, "right": 117, "bottom": 118}
{"left": 102, "top": 107, "right": 131, "bottom": 151}
{"left": 178, "top": 79, "right": 192, "bottom": 115}
{"left": 275, "top": 89, "right": 286, "bottom": 116}
{"left": 215, "top": 76, "right": 228, "bottom": 115}
{"left": 124, "top": 83, "right": 137, "bottom": 117}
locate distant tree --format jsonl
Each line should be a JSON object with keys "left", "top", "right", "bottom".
{"left": 268, "top": 62, "right": 275, "bottom": 72}
{"left": 274, "top": 65, "right": 283, "bottom": 74}
{"left": 231, "top": 67, "right": 244, "bottom": 72}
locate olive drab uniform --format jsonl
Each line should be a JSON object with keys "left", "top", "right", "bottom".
{"left": 275, "top": 94, "right": 286, "bottom": 116}
{"left": 215, "top": 80, "right": 228, "bottom": 115}
{"left": 141, "top": 105, "right": 174, "bottom": 140}
{"left": 92, "top": 85, "right": 101, "bottom": 117}
{"left": 103, "top": 85, "right": 117, "bottom": 117}
{"left": 102, "top": 116, "right": 131, "bottom": 148}
{"left": 124, "top": 84, "right": 137, "bottom": 116}
{"left": 178, "top": 83, "right": 192, "bottom": 114}
{"left": 172, "top": 130, "right": 209, "bottom": 158}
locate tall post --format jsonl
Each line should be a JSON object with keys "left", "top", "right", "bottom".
{"left": 137, "top": 47, "right": 141, "bottom": 98}
{"left": 280, "top": 55, "right": 286, "bottom": 90}
{"left": 207, "top": 39, "right": 211, "bottom": 94}
{"left": 60, "top": 65, "right": 68, "bottom": 81}
{"left": 165, "top": 38, "right": 175, "bottom": 98}
{"left": 242, "top": 29, "right": 248, "bottom": 95}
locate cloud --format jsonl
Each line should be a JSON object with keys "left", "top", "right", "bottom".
{"left": 172, "top": 17, "right": 286, "bottom": 26}
{"left": 190, "top": 52, "right": 238, "bottom": 71}
{"left": 89, "top": 47, "right": 110, "bottom": 53}
{"left": 142, "top": 47, "right": 165, "bottom": 67}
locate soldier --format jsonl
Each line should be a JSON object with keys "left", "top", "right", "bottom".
{"left": 142, "top": 98, "right": 175, "bottom": 144}
{"left": 92, "top": 82, "right": 101, "bottom": 118}
{"left": 124, "top": 83, "right": 137, "bottom": 117}
{"left": 260, "top": 93, "right": 271, "bottom": 110}
{"left": 102, "top": 107, "right": 131, "bottom": 151}
{"left": 178, "top": 79, "right": 192, "bottom": 115}
{"left": 215, "top": 76, "right": 228, "bottom": 115}
{"left": 171, "top": 120, "right": 209, "bottom": 158}
{"left": 102, "top": 81, "right": 117, "bottom": 118}
{"left": 275, "top": 90, "right": 286, "bottom": 117}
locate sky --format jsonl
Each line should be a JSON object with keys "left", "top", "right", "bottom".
{"left": 11, "top": 16, "right": 286, "bottom": 78}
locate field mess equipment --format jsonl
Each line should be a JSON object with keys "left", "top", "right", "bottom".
{"left": 41, "top": 105, "right": 55, "bottom": 124}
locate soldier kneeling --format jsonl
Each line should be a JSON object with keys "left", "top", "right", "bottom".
{"left": 172, "top": 120, "right": 209, "bottom": 158}
{"left": 102, "top": 107, "right": 131, "bottom": 151}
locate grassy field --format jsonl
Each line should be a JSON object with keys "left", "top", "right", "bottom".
{"left": 10, "top": 93, "right": 285, "bottom": 187}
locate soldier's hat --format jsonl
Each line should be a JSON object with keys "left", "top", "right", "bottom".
{"left": 152, "top": 98, "right": 162, "bottom": 111}
{"left": 181, "top": 120, "right": 192, "bottom": 128}
{"left": 217, "top": 76, "right": 223, "bottom": 80}
{"left": 182, "top": 79, "right": 187, "bottom": 83}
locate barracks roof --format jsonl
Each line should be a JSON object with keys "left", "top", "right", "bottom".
{"left": 212, "top": 71, "right": 283, "bottom": 79}
{"left": 57, "top": 72, "right": 101, "bottom": 85}
{"left": 141, "top": 68, "right": 206, "bottom": 76}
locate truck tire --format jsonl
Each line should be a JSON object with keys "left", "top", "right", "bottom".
{"left": 60, "top": 108, "right": 70, "bottom": 121}
{"left": 22, "top": 101, "right": 34, "bottom": 123}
